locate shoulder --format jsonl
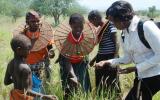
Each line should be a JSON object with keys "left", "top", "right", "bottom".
{"left": 143, "top": 20, "right": 160, "bottom": 35}
{"left": 143, "top": 20, "right": 159, "bottom": 32}
{"left": 108, "top": 22, "right": 117, "bottom": 33}
{"left": 143, "top": 21, "right": 156, "bottom": 28}
{"left": 19, "top": 64, "right": 31, "bottom": 73}
{"left": 7, "top": 59, "right": 15, "bottom": 72}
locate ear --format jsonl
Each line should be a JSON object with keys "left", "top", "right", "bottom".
{"left": 16, "top": 47, "right": 21, "bottom": 52}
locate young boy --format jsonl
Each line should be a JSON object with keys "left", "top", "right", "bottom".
{"left": 4, "top": 34, "right": 56, "bottom": 100}
{"left": 58, "top": 13, "right": 92, "bottom": 99}
{"left": 88, "top": 10, "right": 121, "bottom": 97}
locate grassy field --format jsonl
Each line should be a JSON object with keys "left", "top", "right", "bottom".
{"left": 0, "top": 15, "right": 160, "bottom": 100}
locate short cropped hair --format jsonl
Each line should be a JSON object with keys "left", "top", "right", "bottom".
{"left": 26, "top": 10, "right": 40, "bottom": 22}
{"left": 106, "top": 0, "right": 134, "bottom": 21}
{"left": 88, "top": 10, "right": 102, "bottom": 21}
{"left": 11, "top": 34, "right": 31, "bottom": 52}
{"left": 69, "top": 13, "right": 84, "bottom": 25}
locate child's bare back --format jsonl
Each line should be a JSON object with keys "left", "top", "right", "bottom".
{"left": 5, "top": 59, "right": 32, "bottom": 90}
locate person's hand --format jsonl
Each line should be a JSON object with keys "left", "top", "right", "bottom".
{"left": 42, "top": 95, "right": 57, "bottom": 100}
{"left": 70, "top": 76, "right": 79, "bottom": 87}
{"left": 94, "top": 60, "right": 111, "bottom": 69}
{"left": 48, "top": 49, "right": 55, "bottom": 58}
{"left": 118, "top": 67, "right": 136, "bottom": 74}
{"left": 89, "top": 59, "right": 95, "bottom": 67}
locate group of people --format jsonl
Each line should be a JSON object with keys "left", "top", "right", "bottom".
{"left": 4, "top": 0, "right": 160, "bottom": 100}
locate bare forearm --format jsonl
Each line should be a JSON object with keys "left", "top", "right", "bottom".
{"left": 4, "top": 78, "right": 13, "bottom": 85}
{"left": 27, "top": 89, "right": 57, "bottom": 100}
{"left": 27, "top": 89, "right": 43, "bottom": 97}
{"left": 4, "top": 72, "right": 13, "bottom": 85}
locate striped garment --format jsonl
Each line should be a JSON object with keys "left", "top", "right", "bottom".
{"left": 98, "top": 22, "right": 117, "bottom": 54}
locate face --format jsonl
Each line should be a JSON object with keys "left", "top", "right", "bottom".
{"left": 17, "top": 44, "right": 31, "bottom": 58}
{"left": 27, "top": 16, "right": 40, "bottom": 32}
{"left": 70, "top": 20, "right": 84, "bottom": 39}
{"left": 108, "top": 16, "right": 125, "bottom": 30}
{"left": 89, "top": 18, "right": 101, "bottom": 27}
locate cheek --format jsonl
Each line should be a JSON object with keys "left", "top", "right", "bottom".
{"left": 113, "top": 23, "right": 119, "bottom": 29}
{"left": 113, "top": 22, "right": 122, "bottom": 30}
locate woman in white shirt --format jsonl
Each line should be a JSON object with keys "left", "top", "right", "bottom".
{"left": 95, "top": 0, "right": 160, "bottom": 100}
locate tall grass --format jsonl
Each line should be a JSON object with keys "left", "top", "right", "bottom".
{"left": 0, "top": 15, "right": 160, "bottom": 100}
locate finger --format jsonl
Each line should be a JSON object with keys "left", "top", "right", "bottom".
{"left": 118, "top": 69, "right": 127, "bottom": 74}
{"left": 95, "top": 65, "right": 103, "bottom": 69}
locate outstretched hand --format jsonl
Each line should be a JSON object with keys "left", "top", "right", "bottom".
{"left": 89, "top": 60, "right": 95, "bottom": 67}
{"left": 94, "top": 60, "right": 111, "bottom": 69}
{"left": 42, "top": 95, "right": 57, "bottom": 100}
{"left": 118, "top": 67, "right": 136, "bottom": 74}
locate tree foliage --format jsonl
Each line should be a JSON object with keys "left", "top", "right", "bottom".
{"left": 0, "top": 0, "right": 32, "bottom": 22}
{"left": 147, "top": 6, "right": 156, "bottom": 18}
{"left": 0, "top": 0, "right": 12, "bottom": 15}
{"left": 65, "top": 1, "right": 88, "bottom": 16}
{"left": 30, "top": 0, "right": 74, "bottom": 26}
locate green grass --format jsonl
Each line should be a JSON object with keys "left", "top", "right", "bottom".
{"left": 0, "top": 15, "right": 160, "bottom": 100}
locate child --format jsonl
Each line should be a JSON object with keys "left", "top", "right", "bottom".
{"left": 4, "top": 34, "right": 56, "bottom": 100}
{"left": 58, "top": 13, "right": 91, "bottom": 99}
{"left": 88, "top": 10, "right": 121, "bottom": 97}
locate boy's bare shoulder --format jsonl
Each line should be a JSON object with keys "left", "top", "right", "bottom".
{"left": 19, "top": 63, "right": 31, "bottom": 72}
{"left": 7, "top": 59, "right": 14, "bottom": 72}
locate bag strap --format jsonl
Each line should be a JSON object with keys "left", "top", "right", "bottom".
{"left": 137, "top": 21, "right": 151, "bottom": 49}
{"left": 97, "top": 21, "right": 110, "bottom": 43}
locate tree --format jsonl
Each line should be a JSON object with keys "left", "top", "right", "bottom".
{"left": 0, "top": 0, "right": 13, "bottom": 16}
{"left": 0, "top": 0, "right": 32, "bottom": 22}
{"left": 10, "top": 0, "right": 32, "bottom": 22}
{"left": 147, "top": 6, "right": 157, "bottom": 19}
{"left": 65, "top": 1, "right": 88, "bottom": 16}
{"left": 30, "top": 0, "right": 74, "bottom": 26}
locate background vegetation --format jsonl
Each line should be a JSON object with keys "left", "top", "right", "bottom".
{"left": 0, "top": 0, "right": 160, "bottom": 99}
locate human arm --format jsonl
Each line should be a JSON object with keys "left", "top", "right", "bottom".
{"left": 111, "top": 32, "right": 119, "bottom": 57}
{"left": 27, "top": 89, "right": 57, "bottom": 100}
{"left": 95, "top": 48, "right": 133, "bottom": 69}
{"left": 136, "top": 21, "right": 160, "bottom": 73}
{"left": 118, "top": 66, "right": 137, "bottom": 74}
{"left": 4, "top": 61, "right": 13, "bottom": 85}
{"left": 109, "top": 22, "right": 119, "bottom": 57}
{"left": 21, "top": 64, "right": 57, "bottom": 100}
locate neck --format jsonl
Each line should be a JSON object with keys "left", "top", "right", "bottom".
{"left": 72, "top": 32, "right": 81, "bottom": 40}
{"left": 14, "top": 55, "right": 26, "bottom": 62}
